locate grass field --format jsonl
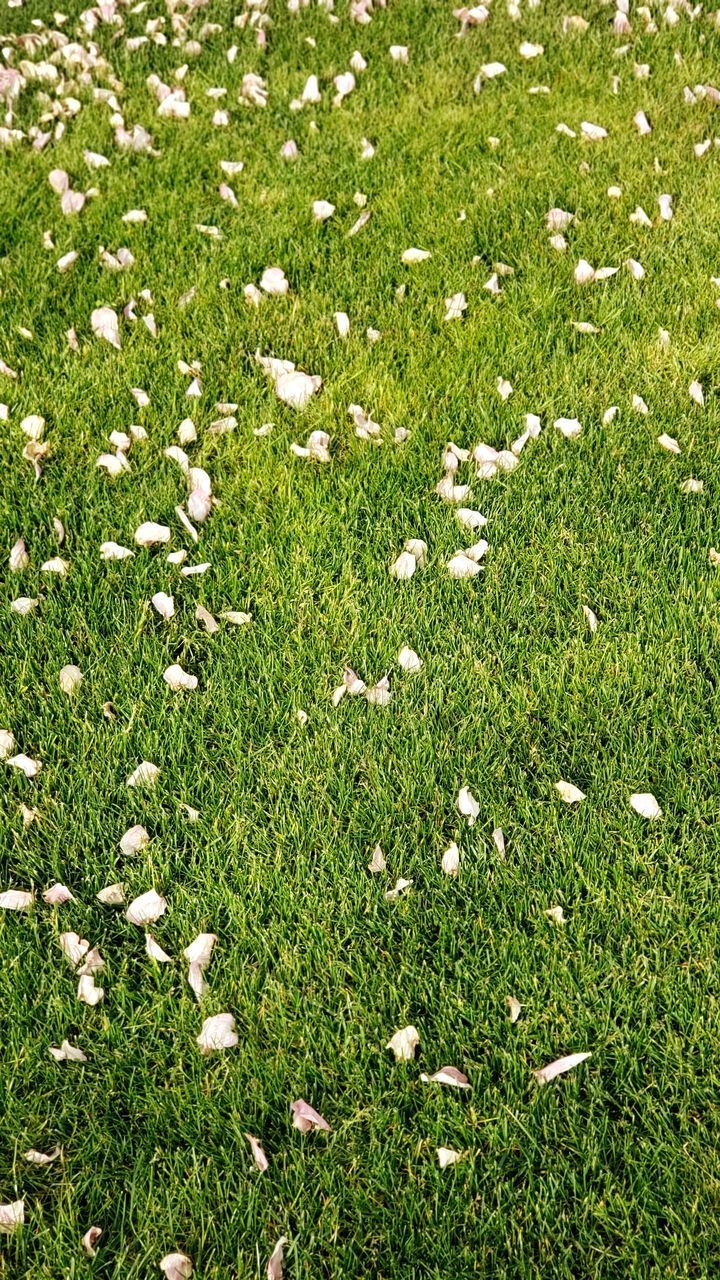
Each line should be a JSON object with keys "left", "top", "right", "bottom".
{"left": 2, "top": 0, "right": 720, "bottom": 1274}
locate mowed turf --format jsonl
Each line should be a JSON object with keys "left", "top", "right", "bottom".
{"left": 2, "top": 0, "right": 720, "bottom": 1275}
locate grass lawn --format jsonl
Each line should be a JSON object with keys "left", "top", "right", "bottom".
{"left": 2, "top": 0, "right": 720, "bottom": 1274}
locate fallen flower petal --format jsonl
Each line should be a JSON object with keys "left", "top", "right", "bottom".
{"left": 49, "top": 1040, "right": 87, "bottom": 1063}
{"left": 267, "top": 1237, "right": 287, "bottom": 1280}
{"left": 164, "top": 664, "right": 198, "bottom": 692}
{"left": 8, "top": 753, "right": 42, "bottom": 778}
{"left": 545, "top": 905, "right": 566, "bottom": 924}
{"left": 0, "top": 1202, "right": 24, "bottom": 1234}
{"left": 146, "top": 934, "right": 172, "bottom": 963}
{"left": 457, "top": 785, "right": 479, "bottom": 824}
{"left": 556, "top": 780, "right": 586, "bottom": 804}
{"left": 386, "top": 1025, "right": 420, "bottom": 1060}
{"left": 126, "top": 889, "right": 167, "bottom": 926}
{"left": 437, "top": 1147, "right": 462, "bottom": 1168}
{"left": 291, "top": 1099, "right": 330, "bottom": 1132}
{"left": 159, "top": 1254, "right": 193, "bottom": 1280}
{"left": 534, "top": 1051, "right": 591, "bottom": 1085}
{"left": 421, "top": 1066, "right": 470, "bottom": 1088}
{"left": 77, "top": 974, "right": 104, "bottom": 1006}
{"left": 91, "top": 306, "right": 121, "bottom": 349}
{"left": 126, "top": 761, "right": 160, "bottom": 788}
{"left": 82, "top": 1227, "right": 102, "bottom": 1257}
{"left": 506, "top": 995, "right": 522, "bottom": 1022}
{"left": 59, "top": 664, "right": 83, "bottom": 694}
{"left": 23, "top": 1147, "right": 61, "bottom": 1165}
{"left": 0, "top": 889, "right": 33, "bottom": 910}
{"left": 43, "top": 883, "right": 75, "bottom": 905}
{"left": 630, "top": 792, "right": 662, "bottom": 818}
{"left": 441, "top": 842, "right": 460, "bottom": 877}
{"left": 197, "top": 1012, "right": 238, "bottom": 1053}
{"left": 245, "top": 1133, "right": 269, "bottom": 1171}
{"left": 368, "top": 844, "right": 386, "bottom": 873}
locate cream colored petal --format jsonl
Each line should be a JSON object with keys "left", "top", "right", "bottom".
{"left": 0, "top": 889, "right": 33, "bottom": 910}
{"left": 197, "top": 1012, "right": 238, "bottom": 1053}
{"left": 386, "top": 1025, "right": 420, "bottom": 1060}
{"left": 126, "top": 761, "right": 160, "bottom": 787}
{"left": 534, "top": 1051, "right": 591, "bottom": 1084}
{"left": 555, "top": 779, "right": 586, "bottom": 804}
{"left": 59, "top": 664, "right": 83, "bottom": 694}
{"left": 159, "top": 1253, "right": 193, "bottom": 1280}
{"left": 146, "top": 934, "right": 172, "bottom": 963}
{"left": 630, "top": 791, "right": 662, "bottom": 818}
{"left": 368, "top": 844, "right": 386, "bottom": 873}
{"left": 441, "top": 842, "right": 460, "bottom": 877}
{"left": 126, "top": 888, "right": 167, "bottom": 926}
{"left": 0, "top": 1201, "right": 24, "bottom": 1234}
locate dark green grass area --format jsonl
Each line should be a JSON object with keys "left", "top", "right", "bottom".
{"left": 2, "top": 0, "right": 720, "bottom": 1275}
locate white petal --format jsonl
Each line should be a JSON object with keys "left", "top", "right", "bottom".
{"left": 689, "top": 379, "right": 704, "bottom": 406}
{"left": 0, "top": 889, "right": 33, "bottom": 911}
{"left": 437, "top": 1147, "right": 462, "bottom": 1168}
{"left": 197, "top": 1012, "right": 238, "bottom": 1053}
{"left": 386, "top": 1025, "right": 420, "bottom": 1060}
{"left": 59, "top": 664, "right": 83, "bottom": 694}
{"left": 7, "top": 753, "right": 42, "bottom": 778}
{"left": 397, "top": 646, "right": 422, "bottom": 673}
{"left": 91, "top": 306, "right": 121, "bottom": 349}
{"left": 657, "top": 433, "right": 680, "bottom": 455}
{"left": 146, "top": 934, "right": 172, "bottom": 963}
{"left": 312, "top": 199, "right": 335, "bottom": 222}
{"left": 441, "top": 842, "right": 460, "bottom": 877}
{"left": 401, "top": 247, "right": 431, "bottom": 263}
{"left": 506, "top": 996, "right": 522, "bottom": 1023}
{"left": 126, "top": 761, "right": 160, "bottom": 788}
{"left": 629, "top": 791, "right": 662, "bottom": 819}
{"left": 534, "top": 1051, "right": 591, "bottom": 1084}
{"left": 555, "top": 779, "right": 586, "bottom": 804}
{"left": 135, "top": 522, "right": 170, "bottom": 547}
{"left": 120, "top": 825, "right": 149, "bottom": 856}
{"left": 0, "top": 1201, "right": 24, "bottom": 1234}
{"left": 49, "top": 1039, "right": 87, "bottom": 1063}
{"left": 126, "top": 888, "right": 167, "bottom": 926}
{"left": 275, "top": 370, "right": 322, "bottom": 410}
{"left": 367, "top": 844, "right": 386, "bottom": 873}
{"left": 545, "top": 905, "right": 566, "bottom": 924}
{"left": 43, "top": 883, "right": 75, "bottom": 905}
{"left": 389, "top": 550, "right": 416, "bottom": 580}
{"left": 159, "top": 1253, "right": 193, "bottom": 1280}
{"left": 163, "top": 663, "right": 198, "bottom": 692}
{"left": 82, "top": 1227, "right": 102, "bottom": 1257}
{"left": 457, "top": 785, "right": 479, "bottom": 824}
{"left": 97, "top": 883, "right": 125, "bottom": 906}
{"left": 447, "top": 553, "right": 481, "bottom": 578}
{"left": 77, "top": 974, "right": 104, "bottom": 1005}
{"left": 23, "top": 1147, "right": 60, "bottom": 1165}
{"left": 152, "top": 591, "right": 175, "bottom": 620}
{"left": 100, "top": 541, "right": 134, "bottom": 561}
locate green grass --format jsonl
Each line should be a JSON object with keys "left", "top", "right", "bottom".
{"left": 2, "top": 0, "right": 720, "bottom": 1275}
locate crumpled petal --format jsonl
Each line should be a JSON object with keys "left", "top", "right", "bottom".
{"left": 0, "top": 1201, "right": 24, "bottom": 1234}
{"left": 159, "top": 1253, "right": 193, "bottom": 1280}
{"left": 126, "top": 889, "right": 167, "bottom": 926}
{"left": 290, "top": 1099, "right": 330, "bottom": 1132}
{"left": 197, "top": 1012, "right": 238, "bottom": 1053}
{"left": 386, "top": 1025, "right": 420, "bottom": 1061}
